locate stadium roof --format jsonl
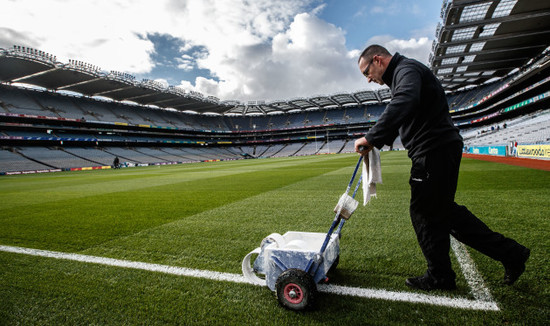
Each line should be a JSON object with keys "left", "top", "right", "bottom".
{"left": 0, "top": 47, "right": 387, "bottom": 116}
{"left": 430, "top": 0, "right": 550, "bottom": 90}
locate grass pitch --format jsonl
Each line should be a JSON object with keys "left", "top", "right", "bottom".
{"left": 0, "top": 151, "right": 548, "bottom": 325}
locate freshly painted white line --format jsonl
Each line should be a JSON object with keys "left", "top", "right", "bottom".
{"left": 318, "top": 284, "right": 499, "bottom": 311}
{"left": 0, "top": 245, "right": 249, "bottom": 284}
{"left": 0, "top": 245, "right": 499, "bottom": 311}
{"left": 451, "top": 237, "right": 496, "bottom": 302}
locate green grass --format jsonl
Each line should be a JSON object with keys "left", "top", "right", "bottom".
{"left": 0, "top": 152, "right": 548, "bottom": 325}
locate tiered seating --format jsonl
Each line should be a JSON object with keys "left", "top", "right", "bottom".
{"left": 157, "top": 147, "right": 196, "bottom": 162}
{"left": 0, "top": 87, "right": 45, "bottom": 116}
{"left": 344, "top": 106, "right": 366, "bottom": 123}
{"left": 268, "top": 115, "right": 288, "bottom": 129}
{"left": 63, "top": 147, "right": 116, "bottom": 166}
{"left": 365, "top": 104, "right": 385, "bottom": 120}
{"left": 250, "top": 116, "right": 270, "bottom": 130}
{"left": 272, "top": 143, "right": 303, "bottom": 157}
{"left": 324, "top": 109, "right": 344, "bottom": 124}
{"left": 78, "top": 100, "right": 120, "bottom": 122}
{"left": 154, "top": 110, "right": 184, "bottom": 128}
{"left": 177, "top": 147, "right": 214, "bottom": 161}
{"left": 322, "top": 139, "right": 346, "bottom": 153}
{"left": 341, "top": 140, "right": 355, "bottom": 153}
{"left": 257, "top": 144, "right": 284, "bottom": 157}
{"left": 2, "top": 59, "right": 548, "bottom": 175}
{"left": 448, "top": 77, "right": 511, "bottom": 112}
{"left": 101, "top": 147, "right": 148, "bottom": 164}
{"left": 133, "top": 148, "right": 174, "bottom": 163}
{"left": 18, "top": 147, "right": 97, "bottom": 168}
{"left": 193, "top": 147, "right": 236, "bottom": 160}
{"left": 4, "top": 130, "right": 52, "bottom": 137}
{"left": 210, "top": 116, "right": 232, "bottom": 131}
{"left": 296, "top": 141, "right": 320, "bottom": 155}
{"left": 216, "top": 147, "right": 242, "bottom": 159}
{"left": 462, "top": 111, "right": 550, "bottom": 146}
{"left": 304, "top": 110, "right": 324, "bottom": 126}
{"left": 286, "top": 113, "right": 305, "bottom": 128}
{"left": 230, "top": 116, "right": 251, "bottom": 131}
{"left": 33, "top": 92, "right": 85, "bottom": 120}
{"left": 0, "top": 148, "right": 52, "bottom": 172}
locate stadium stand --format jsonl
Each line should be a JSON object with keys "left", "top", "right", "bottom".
{"left": 0, "top": 86, "right": 45, "bottom": 116}
{"left": 17, "top": 147, "right": 99, "bottom": 168}
{"left": 1, "top": 47, "right": 548, "bottom": 174}
{"left": 296, "top": 141, "right": 321, "bottom": 156}
{"left": 462, "top": 110, "right": 550, "bottom": 146}
{"left": 62, "top": 147, "right": 118, "bottom": 166}
{"left": 322, "top": 139, "right": 347, "bottom": 154}
{"left": 271, "top": 143, "right": 302, "bottom": 157}
{"left": 0, "top": 147, "right": 52, "bottom": 172}
{"left": 1, "top": 0, "right": 549, "bottom": 174}
{"left": 343, "top": 106, "right": 366, "bottom": 123}
{"left": 340, "top": 140, "right": 356, "bottom": 153}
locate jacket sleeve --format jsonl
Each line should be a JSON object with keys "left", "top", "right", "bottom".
{"left": 365, "top": 66, "right": 422, "bottom": 148}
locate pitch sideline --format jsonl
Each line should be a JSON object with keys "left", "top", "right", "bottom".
{"left": 0, "top": 244, "right": 499, "bottom": 311}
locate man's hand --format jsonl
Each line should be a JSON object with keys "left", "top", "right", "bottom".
{"left": 355, "top": 137, "right": 373, "bottom": 156}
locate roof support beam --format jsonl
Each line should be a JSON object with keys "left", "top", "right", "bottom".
{"left": 441, "top": 9, "right": 550, "bottom": 32}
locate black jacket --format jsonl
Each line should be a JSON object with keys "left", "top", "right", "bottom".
{"left": 365, "top": 53, "right": 462, "bottom": 158}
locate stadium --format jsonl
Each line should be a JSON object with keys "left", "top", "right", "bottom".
{"left": 1, "top": 0, "right": 549, "bottom": 325}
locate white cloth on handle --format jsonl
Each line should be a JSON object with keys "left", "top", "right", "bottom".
{"left": 362, "top": 148, "right": 382, "bottom": 205}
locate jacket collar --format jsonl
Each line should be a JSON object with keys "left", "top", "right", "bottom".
{"left": 382, "top": 52, "right": 402, "bottom": 86}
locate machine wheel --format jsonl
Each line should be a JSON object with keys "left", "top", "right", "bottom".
{"left": 275, "top": 269, "right": 316, "bottom": 311}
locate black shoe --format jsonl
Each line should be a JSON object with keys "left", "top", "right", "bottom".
{"left": 405, "top": 273, "right": 456, "bottom": 291}
{"left": 503, "top": 247, "right": 530, "bottom": 285}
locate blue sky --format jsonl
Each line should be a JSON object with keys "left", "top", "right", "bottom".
{"left": 1, "top": 0, "right": 443, "bottom": 104}
{"left": 317, "top": 0, "right": 440, "bottom": 48}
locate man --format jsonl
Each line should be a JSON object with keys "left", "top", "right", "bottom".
{"left": 354, "top": 44, "right": 530, "bottom": 291}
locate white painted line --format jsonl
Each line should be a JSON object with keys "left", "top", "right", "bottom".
{"left": 318, "top": 284, "right": 499, "bottom": 311}
{"left": 0, "top": 245, "right": 249, "bottom": 284}
{"left": 0, "top": 245, "right": 499, "bottom": 311}
{"left": 451, "top": 237, "right": 496, "bottom": 302}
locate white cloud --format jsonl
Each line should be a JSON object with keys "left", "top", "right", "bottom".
{"left": 0, "top": 0, "right": 435, "bottom": 102}
{"left": 153, "top": 78, "right": 169, "bottom": 88}
{"left": 364, "top": 35, "right": 432, "bottom": 65}
{"left": 184, "top": 12, "right": 367, "bottom": 101}
{"left": 176, "top": 55, "right": 195, "bottom": 71}
{"left": 1, "top": 0, "right": 161, "bottom": 73}
{"left": 158, "top": 1, "right": 368, "bottom": 101}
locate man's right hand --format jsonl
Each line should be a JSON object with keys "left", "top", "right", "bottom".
{"left": 355, "top": 137, "right": 373, "bottom": 156}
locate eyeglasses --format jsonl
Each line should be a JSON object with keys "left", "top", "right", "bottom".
{"left": 362, "top": 57, "right": 374, "bottom": 78}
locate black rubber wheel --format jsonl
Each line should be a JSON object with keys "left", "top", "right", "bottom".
{"left": 275, "top": 269, "right": 316, "bottom": 311}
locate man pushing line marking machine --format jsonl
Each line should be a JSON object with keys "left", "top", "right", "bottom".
{"left": 242, "top": 43, "right": 530, "bottom": 311}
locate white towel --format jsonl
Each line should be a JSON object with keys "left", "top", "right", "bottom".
{"left": 362, "top": 148, "right": 382, "bottom": 205}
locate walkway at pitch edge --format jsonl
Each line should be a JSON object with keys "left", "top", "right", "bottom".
{"left": 0, "top": 238, "right": 499, "bottom": 311}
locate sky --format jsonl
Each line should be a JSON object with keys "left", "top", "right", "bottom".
{"left": 0, "top": 0, "right": 443, "bottom": 103}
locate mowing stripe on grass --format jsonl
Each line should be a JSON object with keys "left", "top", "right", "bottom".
{"left": 0, "top": 245, "right": 499, "bottom": 311}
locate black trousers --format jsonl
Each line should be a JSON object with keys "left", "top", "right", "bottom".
{"left": 409, "top": 141, "right": 526, "bottom": 280}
